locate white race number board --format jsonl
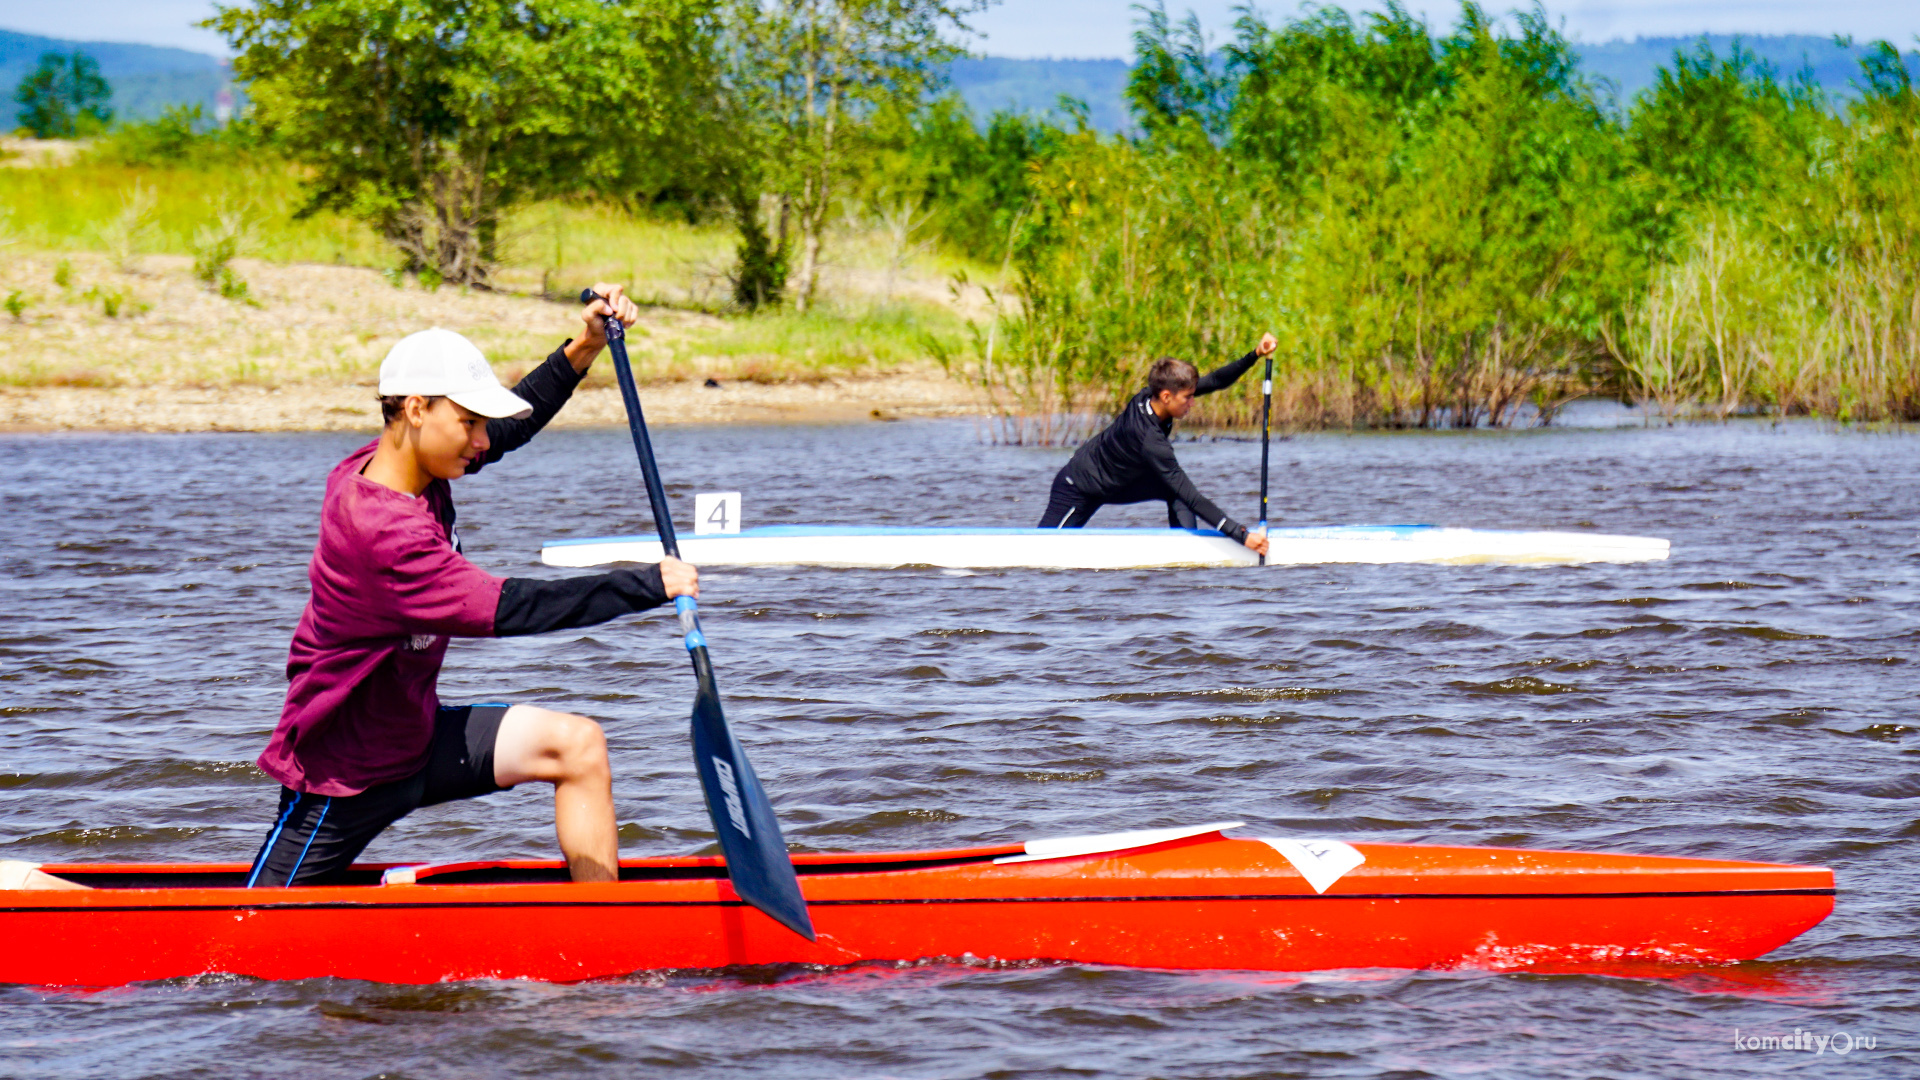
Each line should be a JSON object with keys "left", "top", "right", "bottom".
{"left": 694, "top": 491, "right": 742, "bottom": 534}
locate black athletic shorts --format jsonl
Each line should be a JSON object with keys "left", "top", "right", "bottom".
{"left": 245, "top": 704, "right": 511, "bottom": 887}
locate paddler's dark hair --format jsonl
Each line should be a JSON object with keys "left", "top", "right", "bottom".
{"left": 379, "top": 394, "right": 446, "bottom": 424}
{"left": 1147, "top": 357, "right": 1198, "bottom": 397}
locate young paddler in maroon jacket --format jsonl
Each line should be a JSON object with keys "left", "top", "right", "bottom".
{"left": 250, "top": 285, "right": 699, "bottom": 887}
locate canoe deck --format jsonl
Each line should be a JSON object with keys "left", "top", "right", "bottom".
{"left": 541, "top": 525, "right": 1672, "bottom": 571}
{"left": 1, "top": 826, "right": 1830, "bottom": 986}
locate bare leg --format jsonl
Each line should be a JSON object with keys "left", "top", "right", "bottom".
{"left": 492, "top": 705, "right": 618, "bottom": 882}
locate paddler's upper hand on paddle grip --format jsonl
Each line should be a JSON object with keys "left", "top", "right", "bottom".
{"left": 1255, "top": 332, "right": 1277, "bottom": 358}
{"left": 564, "top": 284, "right": 640, "bottom": 371}
{"left": 1243, "top": 529, "right": 1270, "bottom": 557}
{"left": 658, "top": 556, "right": 699, "bottom": 600}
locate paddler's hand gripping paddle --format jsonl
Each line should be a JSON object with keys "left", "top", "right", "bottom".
{"left": 582, "top": 288, "right": 815, "bottom": 942}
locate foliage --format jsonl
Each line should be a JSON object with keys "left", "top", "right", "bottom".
{"left": 676, "top": 0, "right": 989, "bottom": 311}
{"left": 207, "top": 0, "right": 709, "bottom": 287}
{"left": 191, "top": 209, "right": 253, "bottom": 303}
{"left": 0, "top": 155, "right": 388, "bottom": 267}
{"left": 13, "top": 51, "right": 113, "bottom": 138}
{"left": 1608, "top": 39, "right": 1920, "bottom": 422}
{"left": 84, "top": 284, "right": 143, "bottom": 318}
{"left": 942, "top": 2, "right": 1640, "bottom": 435}
{"left": 90, "top": 105, "right": 269, "bottom": 168}
{"left": 865, "top": 96, "right": 1067, "bottom": 259}
{"left": 1626, "top": 40, "right": 1833, "bottom": 228}
{"left": 94, "top": 180, "right": 158, "bottom": 273}
{"left": 924, "top": 2, "right": 1920, "bottom": 432}
{"left": 5, "top": 1, "right": 1913, "bottom": 422}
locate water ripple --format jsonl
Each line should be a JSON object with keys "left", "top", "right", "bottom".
{"left": 1, "top": 421, "right": 1917, "bottom": 1078}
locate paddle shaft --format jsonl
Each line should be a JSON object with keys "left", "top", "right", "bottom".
{"left": 1258, "top": 349, "right": 1272, "bottom": 567}
{"left": 581, "top": 288, "right": 815, "bottom": 941}
{"left": 600, "top": 341, "right": 679, "bottom": 558}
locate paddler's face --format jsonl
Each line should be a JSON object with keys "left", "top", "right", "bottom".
{"left": 405, "top": 396, "right": 491, "bottom": 480}
{"left": 1155, "top": 387, "right": 1197, "bottom": 419}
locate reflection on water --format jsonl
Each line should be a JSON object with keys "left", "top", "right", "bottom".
{"left": 1, "top": 419, "right": 1916, "bottom": 1078}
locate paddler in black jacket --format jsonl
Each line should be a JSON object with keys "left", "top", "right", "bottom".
{"left": 1039, "top": 334, "right": 1276, "bottom": 559}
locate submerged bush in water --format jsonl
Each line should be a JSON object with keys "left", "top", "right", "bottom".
{"left": 918, "top": 3, "right": 1920, "bottom": 431}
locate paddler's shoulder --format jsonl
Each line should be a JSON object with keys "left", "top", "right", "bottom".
{"left": 318, "top": 455, "right": 448, "bottom": 545}
{"left": 326, "top": 438, "right": 383, "bottom": 482}
{"left": 321, "top": 439, "right": 393, "bottom": 508}
{"left": 1125, "top": 390, "right": 1169, "bottom": 433}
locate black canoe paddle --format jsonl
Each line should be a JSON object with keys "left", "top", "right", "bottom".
{"left": 582, "top": 288, "right": 814, "bottom": 942}
{"left": 1257, "top": 340, "right": 1273, "bottom": 567}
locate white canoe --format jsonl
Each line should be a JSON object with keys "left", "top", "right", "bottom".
{"left": 540, "top": 525, "right": 1670, "bottom": 570}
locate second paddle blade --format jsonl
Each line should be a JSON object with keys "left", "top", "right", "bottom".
{"left": 688, "top": 653, "right": 815, "bottom": 942}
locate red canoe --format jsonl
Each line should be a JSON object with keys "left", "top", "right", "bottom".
{"left": 0, "top": 823, "right": 1833, "bottom": 986}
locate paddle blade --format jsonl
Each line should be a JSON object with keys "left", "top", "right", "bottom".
{"left": 688, "top": 651, "right": 815, "bottom": 942}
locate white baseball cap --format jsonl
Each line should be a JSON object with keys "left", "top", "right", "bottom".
{"left": 378, "top": 328, "right": 532, "bottom": 419}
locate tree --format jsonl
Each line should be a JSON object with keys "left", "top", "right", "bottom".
{"left": 208, "top": 0, "right": 711, "bottom": 287}
{"left": 702, "top": 0, "right": 990, "bottom": 311}
{"left": 13, "top": 52, "right": 114, "bottom": 139}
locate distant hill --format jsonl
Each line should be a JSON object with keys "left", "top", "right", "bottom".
{"left": 1, "top": 29, "right": 229, "bottom": 123}
{"left": 945, "top": 56, "right": 1134, "bottom": 133}
{"left": 1575, "top": 34, "right": 1914, "bottom": 105}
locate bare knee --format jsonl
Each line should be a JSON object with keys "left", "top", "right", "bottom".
{"left": 553, "top": 713, "right": 609, "bottom": 778}
{"left": 494, "top": 706, "right": 609, "bottom": 787}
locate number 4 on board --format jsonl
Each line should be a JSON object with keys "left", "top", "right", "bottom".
{"left": 694, "top": 492, "right": 742, "bottom": 535}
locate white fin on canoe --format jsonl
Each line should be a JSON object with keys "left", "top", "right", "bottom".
{"left": 994, "top": 821, "right": 1247, "bottom": 865}
{"left": 1257, "top": 838, "right": 1367, "bottom": 893}
{"left": 0, "top": 860, "right": 90, "bottom": 891}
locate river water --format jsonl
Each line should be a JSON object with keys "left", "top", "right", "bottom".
{"left": 1, "top": 417, "right": 1915, "bottom": 1078}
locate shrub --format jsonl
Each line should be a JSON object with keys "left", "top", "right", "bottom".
{"left": 91, "top": 106, "right": 273, "bottom": 169}
{"left": 190, "top": 210, "right": 254, "bottom": 303}
{"left": 93, "top": 181, "right": 157, "bottom": 272}
{"left": 82, "top": 285, "right": 145, "bottom": 319}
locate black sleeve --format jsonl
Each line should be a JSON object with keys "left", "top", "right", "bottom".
{"left": 1142, "top": 431, "right": 1248, "bottom": 542}
{"left": 1194, "top": 351, "right": 1259, "bottom": 396}
{"left": 470, "top": 342, "right": 585, "bottom": 473}
{"left": 493, "top": 566, "right": 668, "bottom": 637}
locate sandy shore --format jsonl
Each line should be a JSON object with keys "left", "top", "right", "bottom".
{"left": 0, "top": 372, "right": 985, "bottom": 433}
{"left": 0, "top": 252, "right": 988, "bottom": 431}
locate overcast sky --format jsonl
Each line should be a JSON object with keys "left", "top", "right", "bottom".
{"left": 2, "top": 0, "right": 1917, "bottom": 59}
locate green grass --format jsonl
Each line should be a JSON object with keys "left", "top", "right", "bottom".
{"left": 663, "top": 302, "right": 971, "bottom": 381}
{"left": 491, "top": 201, "right": 738, "bottom": 306}
{"left": 0, "top": 147, "right": 992, "bottom": 392}
{"left": 0, "top": 157, "right": 390, "bottom": 266}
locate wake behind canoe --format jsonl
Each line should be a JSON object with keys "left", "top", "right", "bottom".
{"left": 1, "top": 825, "right": 1828, "bottom": 986}
{"left": 541, "top": 525, "right": 1672, "bottom": 571}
